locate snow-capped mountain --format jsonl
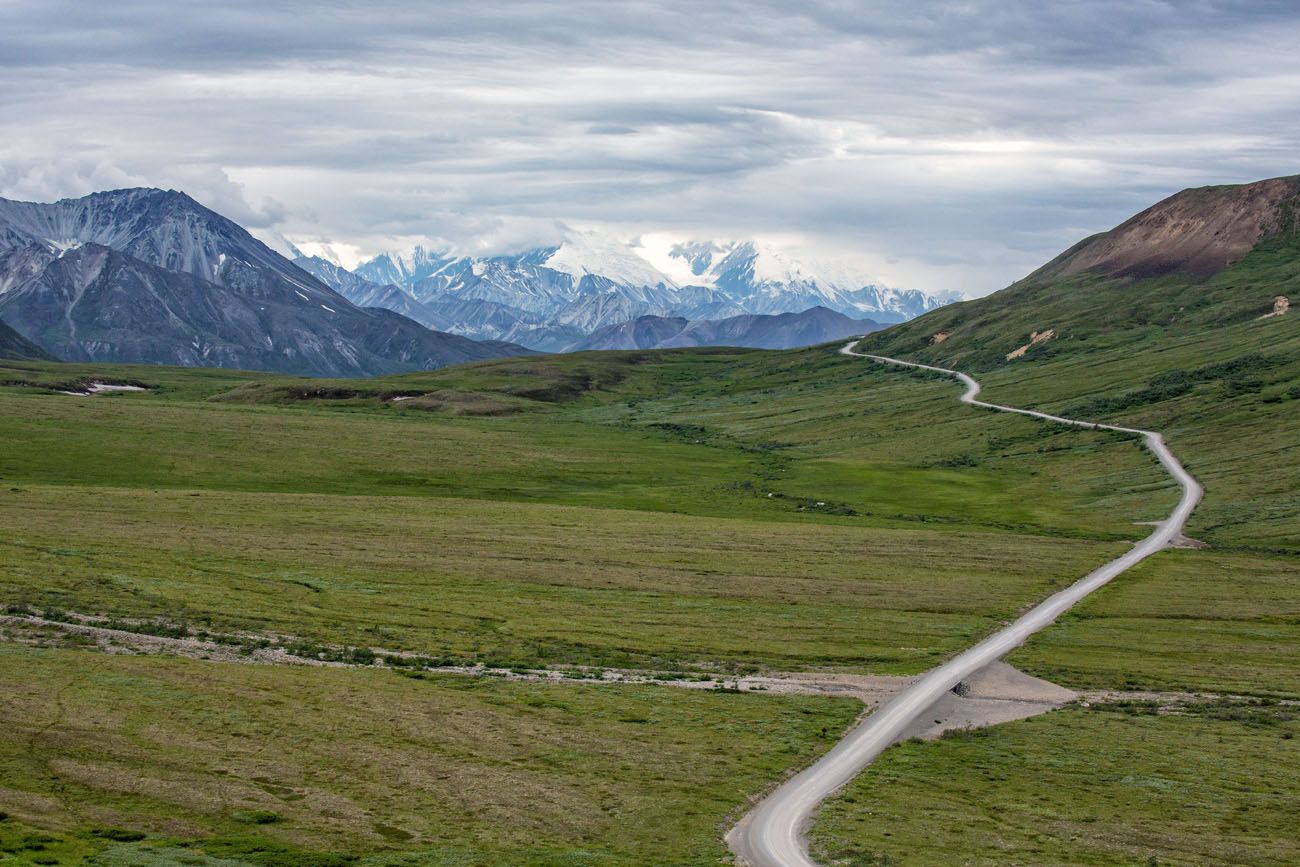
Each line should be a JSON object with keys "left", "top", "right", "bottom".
{"left": 355, "top": 245, "right": 456, "bottom": 289}
{"left": 673, "top": 240, "right": 954, "bottom": 321}
{"left": 311, "top": 230, "right": 955, "bottom": 351}
{"left": 0, "top": 186, "right": 946, "bottom": 369}
{"left": 543, "top": 229, "right": 678, "bottom": 290}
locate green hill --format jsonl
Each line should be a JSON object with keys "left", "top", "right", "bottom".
{"left": 866, "top": 175, "right": 1299, "bottom": 368}
{"left": 862, "top": 175, "right": 1300, "bottom": 553}
{"left": 815, "top": 177, "right": 1300, "bottom": 865}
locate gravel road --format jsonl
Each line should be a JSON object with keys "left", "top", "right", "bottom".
{"left": 727, "top": 340, "right": 1203, "bottom": 867}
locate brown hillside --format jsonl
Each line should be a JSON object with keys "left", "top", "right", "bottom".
{"left": 1040, "top": 175, "right": 1300, "bottom": 281}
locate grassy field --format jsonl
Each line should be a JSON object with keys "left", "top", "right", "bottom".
{"left": 1010, "top": 548, "right": 1300, "bottom": 698}
{"left": 0, "top": 346, "right": 1170, "bottom": 676}
{"left": 0, "top": 642, "right": 860, "bottom": 866}
{"left": 0, "top": 348, "right": 1171, "bottom": 537}
{"left": 885, "top": 266, "right": 1300, "bottom": 700}
{"left": 2, "top": 256, "right": 1296, "bottom": 864}
{"left": 811, "top": 702, "right": 1300, "bottom": 866}
{"left": 860, "top": 229, "right": 1300, "bottom": 553}
{"left": 0, "top": 484, "right": 1126, "bottom": 674}
{"left": 0, "top": 342, "right": 1180, "bottom": 863}
{"left": 807, "top": 201, "right": 1300, "bottom": 863}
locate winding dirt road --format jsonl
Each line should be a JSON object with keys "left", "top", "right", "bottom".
{"left": 727, "top": 340, "right": 1203, "bottom": 867}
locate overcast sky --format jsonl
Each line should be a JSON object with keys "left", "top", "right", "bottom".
{"left": 2, "top": 1, "right": 1298, "bottom": 295}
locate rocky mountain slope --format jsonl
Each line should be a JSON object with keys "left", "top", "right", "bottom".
{"left": 0, "top": 190, "right": 531, "bottom": 376}
{"left": 1040, "top": 176, "right": 1300, "bottom": 281}
{"left": 571, "top": 306, "right": 883, "bottom": 351}
{"left": 294, "top": 255, "right": 451, "bottom": 330}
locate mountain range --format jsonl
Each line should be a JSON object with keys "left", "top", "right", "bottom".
{"left": 570, "top": 306, "right": 883, "bottom": 351}
{"left": 294, "top": 232, "right": 955, "bottom": 352}
{"left": 0, "top": 188, "right": 954, "bottom": 372}
{"left": 0, "top": 189, "right": 533, "bottom": 376}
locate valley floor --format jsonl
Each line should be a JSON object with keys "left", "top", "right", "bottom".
{"left": 812, "top": 700, "right": 1300, "bottom": 866}
{"left": 1, "top": 340, "right": 1297, "bottom": 865}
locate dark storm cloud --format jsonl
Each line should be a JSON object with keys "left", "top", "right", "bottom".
{"left": 1, "top": 1, "right": 1297, "bottom": 292}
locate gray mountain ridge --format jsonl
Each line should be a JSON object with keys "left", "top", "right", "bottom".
{"left": 0, "top": 185, "right": 953, "bottom": 371}
{"left": 570, "top": 307, "right": 885, "bottom": 352}
{"left": 0, "top": 189, "right": 533, "bottom": 376}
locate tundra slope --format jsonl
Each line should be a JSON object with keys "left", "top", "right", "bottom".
{"left": 728, "top": 340, "right": 1203, "bottom": 867}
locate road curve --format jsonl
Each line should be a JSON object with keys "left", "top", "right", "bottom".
{"left": 727, "top": 340, "right": 1203, "bottom": 867}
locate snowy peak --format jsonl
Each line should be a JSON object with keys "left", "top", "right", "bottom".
{"left": 355, "top": 245, "right": 453, "bottom": 288}
{"left": 326, "top": 228, "right": 956, "bottom": 347}
{"left": 668, "top": 240, "right": 728, "bottom": 277}
{"left": 249, "top": 227, "right": 305, "bottom": 261}
{"left": 542, "top": 229, "right": 677, "bottom": 289}
{"left": 701, "top": 240, "right": 869, "bottom": 294}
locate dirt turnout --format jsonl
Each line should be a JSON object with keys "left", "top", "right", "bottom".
{"left": 899, "top": 662, "right": 1076, "bottom": 740}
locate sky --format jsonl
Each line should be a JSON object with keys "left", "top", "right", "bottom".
{"left": 1, "top": 1, "right": 1298, "bottom": 297}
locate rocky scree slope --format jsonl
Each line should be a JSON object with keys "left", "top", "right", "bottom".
{"left": 0, "top": 189, "right": 531, "bottom": 376}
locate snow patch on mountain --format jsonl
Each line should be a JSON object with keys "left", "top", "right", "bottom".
{"left": 355, "top": 245, "right": 454, "bottom": 288}
{"left": 633, "top": 234, "right": 723, "bottom": 286}
{"left": 290, "top": 239, "right": 369, "bottom": 270}
{"left": 249, "top": 228, "right": 305, "bottom": 261}
{"left": 543, "top": 228, "right": 677, "bottom": 289}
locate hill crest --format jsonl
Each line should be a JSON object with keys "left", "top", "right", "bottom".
{"left": 1039, "top": 175, "right": 1300, "bottom": 282}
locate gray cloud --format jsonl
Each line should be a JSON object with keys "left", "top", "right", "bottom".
{"left": 1, "top": 1, "right": 1297, "bottom": 293}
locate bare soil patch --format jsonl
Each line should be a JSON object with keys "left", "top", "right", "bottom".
{"left": 1006, "top": 329, "right": 1055, "bottom": 360}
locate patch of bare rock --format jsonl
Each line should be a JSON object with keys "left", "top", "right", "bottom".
{"left": 1259, "top": 295, "right": 1290, "bottom": 319}
{"left": 1006, "top": 328, "right": 1055, "bottom": 360}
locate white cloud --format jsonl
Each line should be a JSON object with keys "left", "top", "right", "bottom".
{"left": 1, "top": 1, "right": 1297, "bottom": 296}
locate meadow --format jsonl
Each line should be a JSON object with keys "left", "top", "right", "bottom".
{"left": 808, "top": 212, "right": 1300, "bottom": 864}
{"left": 1, "top": 292, "right": 1295, "bottom": 863}
{"left": 0, "top": 346, "right": 1168, "bottom": 676}
{"left": 0, "top": 641, "right": 860, "bottom": 866}
{"left": 811, "top": 702, "right": 1300, "bottom": 866}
